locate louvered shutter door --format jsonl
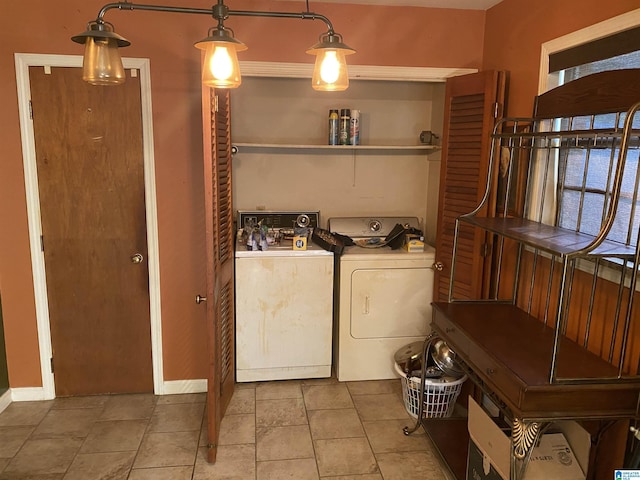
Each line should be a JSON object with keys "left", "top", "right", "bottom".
{"left": 203, "top": 87, "right": 235, "bottom": 464}
{"left": 212, "top": 90, "right": 235, "bottom": 403}
{"left": 434, "top": 71, "right": 506, "bottom": 301}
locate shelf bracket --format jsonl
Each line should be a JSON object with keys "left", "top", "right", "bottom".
{"left": 512, "top": 419, "right": 551, "bottom": 479}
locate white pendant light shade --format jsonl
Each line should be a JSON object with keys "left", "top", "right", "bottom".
{"left": 307, "top": 32, "right": 355, "bottom": 92}
{"left": 196, "top": 28, "right": 247, "bottom": 89}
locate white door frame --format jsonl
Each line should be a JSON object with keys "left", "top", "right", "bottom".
{"left": 14, "top": 53, "right": 164, "bottom": 400}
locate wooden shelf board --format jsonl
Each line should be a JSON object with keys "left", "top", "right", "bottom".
{"left": 460, "top": 216, "right": 636, "bottom": 258}
{"left": 432, "top": 302, "right": 640, "bottom": 419}
{"left": 422, "top": 416, "right": 469, "bottom": 480}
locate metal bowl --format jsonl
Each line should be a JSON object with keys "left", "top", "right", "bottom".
{"left": 394, "top": 341, "right": 424, "bottom": 374}
{"left": 430, "top": 338, "right": 464, "bottom": 377}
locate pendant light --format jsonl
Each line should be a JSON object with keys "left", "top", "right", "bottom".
{"left": 71, "top": 21, "right": 130, "bottom": 86}
{"left": 307, "top": 32, "right": 355, "bottom": 92}
{"left": 195, "top": 28, "right": 247, "bottom": 89}
{"left": 71, "top": 1, "right": 355, "bottom": 91}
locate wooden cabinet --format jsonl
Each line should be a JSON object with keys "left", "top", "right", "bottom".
{"left": 424, "top": 69, "right": 640, "bottom": 478}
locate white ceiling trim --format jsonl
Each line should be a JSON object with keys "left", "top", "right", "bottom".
{"left": 240, "top": 61, "right": 477, "bottom": 82}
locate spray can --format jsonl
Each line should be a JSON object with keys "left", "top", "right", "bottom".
{"left": 328, "top": 109, "right": 339, "bottom": 145}
{"left": 339, "top": 108, "right": 351, "bottom": 145}
{"left": 349, "top": 109, "right": 360, "bottom": 145}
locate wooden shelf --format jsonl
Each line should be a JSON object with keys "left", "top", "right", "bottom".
{"left": 433, "top": 70, "right": 640, "bottom": 479}
{"left": 432, "top": 301, "right": 640, "bottom": 420}
{"left": 421, "top": 416, "right": 468, "bottom": 480}
{"left": 460, "top": 217, "right": 637, "bottom": 258}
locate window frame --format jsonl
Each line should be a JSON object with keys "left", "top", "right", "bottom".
{"left": 537, "top": 9, "right": 640, "bottom": 288}
{"left": 538, "top": 9, "right": 640, "bottom": 95}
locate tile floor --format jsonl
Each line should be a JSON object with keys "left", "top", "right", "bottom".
{"left": 0, "top": 376, "right": 452, "bottom": 479}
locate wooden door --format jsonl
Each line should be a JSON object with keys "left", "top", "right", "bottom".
{"left": 202, "top": 87, "right": 235, "bottom": 463}
{"left": 30, "top": 66, "right": 153, "bottom": 396}
{"left": 433, "top": 71, "right": 507, "bottom": 301}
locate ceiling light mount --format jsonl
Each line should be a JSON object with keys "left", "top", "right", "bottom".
{"left": 71, "top": 0, "right": 355, "bottom": 90}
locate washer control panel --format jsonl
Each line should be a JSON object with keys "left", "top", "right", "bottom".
{"left": 237, "top": 211, "right": 320, "bottom": 231}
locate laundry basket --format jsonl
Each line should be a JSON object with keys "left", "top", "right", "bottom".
{"left": 394, "top": 362, "right": 466, "bottom": 419}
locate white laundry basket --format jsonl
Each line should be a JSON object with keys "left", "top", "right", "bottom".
{"left": 394, "top": 362, "right": 466, "bottom": 419}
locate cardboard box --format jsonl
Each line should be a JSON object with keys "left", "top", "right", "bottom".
{"left": 525, "top": 433, "right": 585, "bottom": 479}
{"left": 468, "top": 439, "right": 508, "bottom": 480}
{"left": 467, "top": 396, "right": 511, "bottom": 480}
{"left": 467, "top": 396, "right": 590, "bottom": 480}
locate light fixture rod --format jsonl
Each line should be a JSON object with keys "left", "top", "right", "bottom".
{"left": 93, "top": 1, "right": 334, "bottom": 33}
{"left": 97, "top": 2, "right": 212, "bottom": 20}
{"left": 227, "top": 10, "right": 334, "bottom": 33}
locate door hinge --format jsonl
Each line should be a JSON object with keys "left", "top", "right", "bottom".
{"left": 214, "top": 95, "right": 219, "bottom": 113}
{"left": 50, "top": 357, "right": 54, "bottom": 373}
{"left": 29, "top": 100, "right": 33, "bottom": 119}
{"left": 40, "top": 235, "right": 44, "bottom": 252}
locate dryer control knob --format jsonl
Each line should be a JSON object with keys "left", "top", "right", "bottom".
{"left": 296, "top": 214, "right": 311, "bottom": 228}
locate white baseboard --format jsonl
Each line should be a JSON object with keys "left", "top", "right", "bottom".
{"left": 162, "top": 379, "right": 207, "bottom": 395}
{"left": 7, "top": 380, "right": 207, "bottom": 402}
{"left": 10, "top": 387, "right": 47, "bottom": 402}
{"left": 0, "top": 390, "right": 11, "bottom": 414}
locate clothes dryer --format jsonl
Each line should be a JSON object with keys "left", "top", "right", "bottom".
{"left": 329, "top": 217, "right": 435, "bottom": 381}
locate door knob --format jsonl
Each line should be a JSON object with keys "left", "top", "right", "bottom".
{"left": 195, "top": 294, "right": 207, "bottom": 304}
{"left": 131, "top": 253, "right": 144, "bottom": 264}
{"left": 431, "top": 261, "right": 444, "bottom": 271}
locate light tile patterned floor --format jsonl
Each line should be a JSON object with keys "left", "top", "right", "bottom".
{"left": 0, "top": 377, "right": 451, "bottom": 479}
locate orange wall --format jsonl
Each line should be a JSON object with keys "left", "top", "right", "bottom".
{"left": 0, "top": 1, "right": 484, "bottom": 389}
{"left": 483, "top": 0, "right": 639, "bottom": 116}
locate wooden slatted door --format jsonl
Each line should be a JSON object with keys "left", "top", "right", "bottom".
{"left": 202, "top": 87, "right": 235, "bottom": 463}
{"left": 433, "top": 71, "right": 506, "bottom": 301}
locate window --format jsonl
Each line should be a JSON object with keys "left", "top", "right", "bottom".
{"left": 555, "top": 111, "right": 640, "bottom": 248}
{"left": 541, "top": 13, "right": 640, "bottom": 252}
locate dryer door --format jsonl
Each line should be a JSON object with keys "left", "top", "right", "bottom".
{"left": 350, "top": 267, "right": 433, "bottom": 339}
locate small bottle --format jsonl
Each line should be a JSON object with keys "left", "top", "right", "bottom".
{"left": 349, "top": 109, "right": 360, "bottom": 145}
{"left": 339, "top": 108, "right": 351, "bottom": 145}
{"left": 328, "top": 109, "right": 339, "bottom": 145}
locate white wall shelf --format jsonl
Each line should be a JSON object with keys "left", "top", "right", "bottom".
{"left": 233, "top": 142, "right": 439, "bottom": 152}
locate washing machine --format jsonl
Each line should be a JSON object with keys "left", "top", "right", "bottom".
{"left": 235, "top": 211, "right": 334, "bottom": 382}
{"left": 329, "top": 216, "right": 436, "bottom": 381}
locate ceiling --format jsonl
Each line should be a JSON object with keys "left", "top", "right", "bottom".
{"left": 287, "top": 0, "right": 504, "bottom": 10}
